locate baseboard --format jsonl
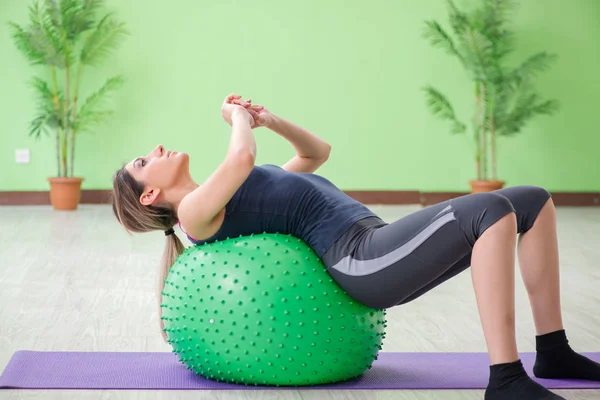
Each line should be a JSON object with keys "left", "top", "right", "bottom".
{"left": 0, "top": 190, "right": 110, "bottom": 206}
{"left": 1, "top": 190, "right": 598, "bottom": 207}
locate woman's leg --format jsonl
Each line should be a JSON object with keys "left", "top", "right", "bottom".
{"left": 493, "top": 186, "right": 563, "bottom": 335}
{"left": 324, "top": 192, "right": 523, "bottom": 362}
{"left": 471, "top": 212, "right": 519, "bottom": 365}
{"left": 520, "top": 200, "right": 564, "bottom": 335}
{"left": 322, "top": 189, "right": 564, "bottom": 399}
{"left": 494, "top": 186, "right": 600, "bottom": 381}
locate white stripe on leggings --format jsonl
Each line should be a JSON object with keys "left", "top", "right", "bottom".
{"left": 329, "top": 211, "right": 457, "bottom": 277}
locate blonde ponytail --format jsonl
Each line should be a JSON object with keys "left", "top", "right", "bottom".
{"left": 111, "top": 165, "right": 187, "bottom": 343}
{"left": 158, "top": 232, "right": 185, "bottom": 342}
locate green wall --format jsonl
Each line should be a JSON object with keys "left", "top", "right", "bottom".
{"left": 1, "top": 0, "right": 599, "bottom": 192}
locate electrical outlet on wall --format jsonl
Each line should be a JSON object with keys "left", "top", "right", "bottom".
{"left": 16, "top": 149, "right": 30, "bottom": 164}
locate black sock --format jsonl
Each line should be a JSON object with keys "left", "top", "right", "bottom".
{"left": 534, "top": 329, "right": 600, "bottom": 381}
{"left": 485, "top": 359, "right": 565, "bottom": 400}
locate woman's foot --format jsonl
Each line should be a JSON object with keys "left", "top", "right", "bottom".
{"left": 485, "top": 360, "right": 565, "bottom": 400}
{"left": 534, "top": 330, "right": 600, "bottom": 381}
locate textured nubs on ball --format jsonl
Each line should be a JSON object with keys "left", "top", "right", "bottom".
{"left": 161, "top": 233, "right": 387, "bottom": 386}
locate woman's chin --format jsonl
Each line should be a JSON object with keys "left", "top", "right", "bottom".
{"left": 176, "top": 152, "right": 190, "bottom": 166}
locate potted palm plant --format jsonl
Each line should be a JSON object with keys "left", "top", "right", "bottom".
{"left": 9, "top": 0, "right": 128, "bottom": 209}
{"left": 422, "top": 0, "right": 560, "bottom": 193}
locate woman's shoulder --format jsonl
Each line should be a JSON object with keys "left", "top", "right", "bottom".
{"left": 256, "top": 163, "right": 282, "bottom": 170}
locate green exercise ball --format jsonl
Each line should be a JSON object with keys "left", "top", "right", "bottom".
{"left": 160, "top": 233, "right": 387, "bottom": 386}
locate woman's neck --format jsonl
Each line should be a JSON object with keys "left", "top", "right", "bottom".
{"left": 167, "top": 179, "right": 200, "bottom": 213}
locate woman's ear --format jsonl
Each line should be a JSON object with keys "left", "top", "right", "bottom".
{"left": 140, "top": 187, "right": 161, "bottom": 206}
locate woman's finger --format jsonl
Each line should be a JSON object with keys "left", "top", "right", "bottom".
{"left": 225, "top": 94, "right": 242, "bottom": 103}
{"left": 232, "top": 99, "right": 251, "bottom": 108}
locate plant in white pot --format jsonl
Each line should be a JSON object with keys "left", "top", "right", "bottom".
{"left": 422, "top": 0, "right": 560, "bottom": 193}
{"left": 9, "top": 0, "right": 128, "bottom": 209}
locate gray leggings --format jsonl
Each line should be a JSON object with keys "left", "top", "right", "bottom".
{"left": 321, "top": 186, "right": 552, "bottom": 309}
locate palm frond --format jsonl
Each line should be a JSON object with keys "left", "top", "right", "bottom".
{"left": 466, "top": 1, "right": 515, "bottom": 64}
{"left": 8, "top": 1, "right": 65, "bottom": 67}
{"left": 30, "top": 76, "right": 55, "bottom": 104}
{"left": 33, "top": 1, "right": 66, "bottom": 66}
{"left": 29, "top": 113, "right": 53, "bottom": 138}
{"left": 74, "top": 75, "right": 124, "bottom": 132}
{"left": 28, "top": 110, "right": 62, "bottom": 139}
{"left": 59, "top": 0, "right": 82, "bottom": 39}
{"left": 8, "top": 22, "right": 46, "bottom": 66}
{"left": 30, "top": 76, "right": 65, "bottom": 128}
{"left": 76, "top": 0, "right": 105, "bottom": 33}
{"left": 74, "top": 110, "right": 115, "bottom": 133}
{"left": 484, "top": 0, "right": 518, "bottom": 29}
{"left": 56, "top": 0, "right": 100, "bottom": 41}
{"left": 80, "top": 12, "right": 128, "bottom": 66}
{"left": 458, "top": 27, "right": 494, "bottom": 80}
{"left": 531, "top": 99, "right": 560, "bottom": 116}
{"left": 423, "top": 21, "right": 465, "bottom": 64}
{"left": 44, "top": 0, "right": 62, "bottom": 30}
{"left": 43, "top": 0, "right": 82, "bottom": 65}
{"left": 445, "top": 0, "right": 470, "bottom": 35}
{"left": 491, "top": 30, "right": 515, "bottom": 60}
{"left": 423, "top": 86, "right": 467, "bottom": 134}
{"left": 508, "top": 52, "right": 558, "bottom": 85}
{"left": 498, "top": 84, "right": 560, "bottom": 136}
{"left": 487, "top": 76, "right": 512, "bottom": 121}
{"left": 42, "top": 0, "right": 101, "bottom": 65}
{"left": 27, "top": 76, "right": 65, "bottom": 138}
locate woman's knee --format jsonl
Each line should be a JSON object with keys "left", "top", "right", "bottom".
{"left": 498, "top": 185, "right": 551, "bottom": 203}
{"left": 495, "top": 185, "right": 552, "bottom": 233}
{"left": 452, "top": 192, "right": 516, "bottom": 245}
{"left": 483, "top": 209, "right": 518, "bottom": 238}
{"left": 475, "top": 192, "right": 517, "bottom": 234}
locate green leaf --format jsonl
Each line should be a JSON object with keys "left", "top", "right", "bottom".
{"left": 32, "top": 0, "right": 66, "bottom": 66}
{"left": 498, "top": 85, "right": 560, "bottom": 136}
{"left": 74, "top": 75, "right": 124, "bottom": 132}
{"left": 75, "top": 0, "right": 105, "bottom": 35}
{"left": 423, "top": 20, "right": 465, "bottom": 64}
{"left": 44, "top": 0, "right": 63, "bottom": 31}
{"left": 508, "top": 52, "right": 558, "bottom": 85}
{"left": 28, "top": 76, "right": 65, "bottom": 132}
{"left": 54, "top": 0, "right": 102, "bottom": 40}
{"left": 483, "top": 0, "right": 518, "bottom": 30}
{"left": 423, "top": 86, "right": 467, "bottom": 134}
{"left": 422, "top": 0, "right": 559, "bottom": 147}
{"left": 8, "top": 22, "right": 46, "bottom": 66}
{"left": 45, "top": 0, "right": 79, "bottom": 65}
{"left": 8, "top": 0, "right": 67, "bottom": 67}
{"left": 29, "top": 113, "right": 52, "bottom": 138}
{"left": 30, "top": 76, "right": 55, "bottom": 103}
{"left": 446, "top": 0, "right": 470, "bottom": 35}
{"left": 532, "top": 99, "right": 560, "bottom": 116}
{"left": 458, "top": 27, "right": 494, "bottom": 80}
{"left": 80, "top": 13, "right": 129, "bottom": 66}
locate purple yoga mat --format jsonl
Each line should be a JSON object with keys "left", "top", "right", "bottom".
{"left": 1, "top": 351, "right": 599, "bottom": 390}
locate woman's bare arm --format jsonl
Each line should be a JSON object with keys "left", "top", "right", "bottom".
{"left": 178, "top": 107, "right": 256, "bottom": 240}
{"left": 266, "top": 114, "right": 331, "bottom": 173}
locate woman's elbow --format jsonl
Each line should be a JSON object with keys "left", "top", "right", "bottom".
{"left": 320, "top": 143, "right": 331, "bottom": 161}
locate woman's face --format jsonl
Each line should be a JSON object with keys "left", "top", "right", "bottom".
{"left": 125, "top": 144, "right": 190, "bottom": 204}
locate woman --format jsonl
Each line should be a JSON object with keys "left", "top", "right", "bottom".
{"left": 112, "top": 94, "right": 599, "bottom": 399}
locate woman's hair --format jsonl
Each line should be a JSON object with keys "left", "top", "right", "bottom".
{"left": 111, "top": 166, "right": 185, "bottom": 342}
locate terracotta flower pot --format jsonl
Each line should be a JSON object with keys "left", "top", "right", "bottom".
{"left": 47, "top": 177, "right": 84, "bottom": 210}
{"left": 469, "top": 180, "right": 505, "bottom": 193}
